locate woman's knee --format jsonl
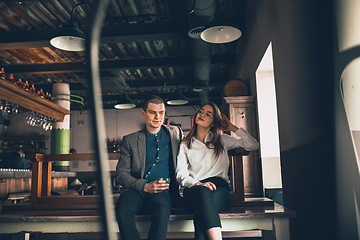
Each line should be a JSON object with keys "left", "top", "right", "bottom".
{"left": 213, "top": 187, "right": 231, "bottom": 212}
{"left": 193, "top": 186, "right": 213, "bottom": 200}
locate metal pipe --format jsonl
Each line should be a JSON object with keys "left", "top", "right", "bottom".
{"left": 186, "top": 0, "right": 217, "bottom": 105}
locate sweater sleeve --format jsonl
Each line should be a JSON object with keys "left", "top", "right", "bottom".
{"left": 116, "top": 136, "right": 147, "bottom": 192}
{"left": 175, "top": 144, "right": 198, "bottom": 188}
{"left": 222, "top": 127, "right": 259, "bottom": 151}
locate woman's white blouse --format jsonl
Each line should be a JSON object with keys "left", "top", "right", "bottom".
{"left": 176, "top": 127, "right": 259, "bottom": 188}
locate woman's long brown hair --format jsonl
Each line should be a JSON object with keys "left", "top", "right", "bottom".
{"left": 182, "top": 102, "right": 224, "bottom": 158}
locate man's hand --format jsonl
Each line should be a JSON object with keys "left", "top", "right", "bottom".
{"left": 144, "top": 180, "right": 170, "bottom": 193}
{"left": 194, "top": 181, "right": 217, "bottom": 191}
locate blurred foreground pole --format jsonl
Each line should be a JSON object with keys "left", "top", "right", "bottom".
{"left": 85, "top": 1, "right": 118, "bottom": 240}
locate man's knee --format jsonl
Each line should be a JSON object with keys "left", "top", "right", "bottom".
{"left": 148, "top": 196, "right": 171, "bottom": 218}
{"left": 116, "top": 204, "right": 136, "bottom": 223}
{"left": 152, "top": 200, "right": 171, "bottom": 215}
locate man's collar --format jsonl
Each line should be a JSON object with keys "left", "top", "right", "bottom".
{"left": 145, "top": 125, "right": 163, "bottom": 136}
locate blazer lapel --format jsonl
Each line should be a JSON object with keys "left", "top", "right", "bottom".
{"left": 137, "top": 129, "right": 146, "bottom": 178}
{"left": 165, "top": 125, "right": 179, "bottom": 168}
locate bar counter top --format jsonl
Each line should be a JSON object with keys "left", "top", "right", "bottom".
{"left": 0, "top": 170, "right": 76, "bottom": 178}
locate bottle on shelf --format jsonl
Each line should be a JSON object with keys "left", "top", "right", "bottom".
{"left": 48, "top": 93, "right": 53, "bottom": 102}
{"left": 37, "top": 89, "right": 45, "bottom": 98}
{"left": 112, "top": 138, "right": 117, "bottom": 153}
{"left": 16, "top": 78, "right": 22, "bottom": 87}
{"left": 0, "top": 68, "right": 5, "bottom": 80}
{"left": 1, "top": 141, "right": 8, "bottom": 150}
{"left": 7, "top": 73, "right": 15, "bottom": 83}
{"left": 116, "top": 140, "right": 121, "bottom": 152}
{"left": 30, "top": 84, "right": 36, "bottom": 94}
{"left": 23, "top": 80, "right": 30, "bottom": 91}
{"left": 106, "top": 138, "right": 111, "bottom": 153}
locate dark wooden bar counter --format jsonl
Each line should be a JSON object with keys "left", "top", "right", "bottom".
{"left": 0, "top": 198, "right": 295, "bottom": 240}
{"left": 0, "top": 170, "right": 76, "bottom": 198}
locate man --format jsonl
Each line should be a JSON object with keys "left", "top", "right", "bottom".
{"left": 0, "top": 149, "right": 28, "bottom": 169}
{"left": 115, "top": 95, "right": 183, "bottom": 240}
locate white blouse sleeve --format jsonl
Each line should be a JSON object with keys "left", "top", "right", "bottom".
{"left": 175, "top": 143, "right": 198, "bottom": 188}
{"left": 222, "top": 127, "right": 259, "bottom": 151}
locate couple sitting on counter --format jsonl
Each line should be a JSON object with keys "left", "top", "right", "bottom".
{"left": 115, "top": 95, "right": 259, "bottom": 240}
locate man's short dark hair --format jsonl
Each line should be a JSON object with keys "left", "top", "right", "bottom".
{"left": 142, "top": 95, "right": 165, "bottom": 111}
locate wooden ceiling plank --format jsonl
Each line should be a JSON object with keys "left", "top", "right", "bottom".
{"left": 0, "top": 5, "right": 28, "bottom": 29}
{"left": 0, "top": 50, "right": 21, "bottom": 65}
{"left": 0, "top": 18, "right": 16, "bottom": 31}
{"left": 42, "top": 47, "right": 67, "bottom": 63}
{"left": 39, "top": 0, "right": 68, "bottom": 24}
{"left": 3, "top": 49, "right": 27, "bottom": 64}
{"left": 7, "top": 2, "right": 44, "bottom": 29}
{"left": 6, "top": 49, "right": 37, "bottom": 64}
{"left": 99, "top": 45, "right": 117, "bottom": 60}
{"left": 107, "top": 43, "right": 127, "bottom": 59}
{"left": 27, "top": 48, "right": 54, "bottom": 64}
{"left": 23, "top": 1, "right": 58, "bottom": 28}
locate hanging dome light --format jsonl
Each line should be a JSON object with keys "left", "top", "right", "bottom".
{"left": 114, "top": 94, "right": 136, "bottom": 109}
{"left": 50, "top": 20, "right": 86, "bottom": 51}
{"left": 50, "top": 2, "right": 90, "bottom": 51}
{"left": 200, "top": 11, "right": 242, "bottom": 44}
{"left": 167, "top": 90, "right": 188, "bottom": 105}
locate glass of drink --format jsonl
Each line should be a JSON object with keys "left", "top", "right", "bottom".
{"left": 159, "top": 178, "right": 170, "bottom": 184}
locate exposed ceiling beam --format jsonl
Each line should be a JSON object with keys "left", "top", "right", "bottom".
{"left": 2, "top": 55, "right": 235, "bottom": 74}
{"left": 34, "top": 75, "right": 229, "bottom": 93}
{"left": 99, "top": 90, "right": 223, "bottom": 102}
{"left": 0, "top": 20, "right": 189, "bottom": 50}
{"left": 100, "top": 20, "right": 189, "bottom": 43}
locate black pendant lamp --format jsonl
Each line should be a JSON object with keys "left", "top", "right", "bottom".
{"left": 50, "top": 2, "right": 89, "bottom": 51}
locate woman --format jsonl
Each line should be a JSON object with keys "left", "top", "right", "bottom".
{"left": 176, "top": 102, "right": 259, "bottom": 240}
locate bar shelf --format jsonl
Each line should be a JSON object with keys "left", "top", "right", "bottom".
{"left": 0, "top": 80, "right": 70, "bottom": 122}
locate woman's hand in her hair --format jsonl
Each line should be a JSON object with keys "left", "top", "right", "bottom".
{"left": 221, "top": 114, "right": 238, "bottom": 132}
{"left": 194, "top": 181, "right": 217, "bottom": 191}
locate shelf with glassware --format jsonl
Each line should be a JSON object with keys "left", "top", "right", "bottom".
{"left": 0, "top": 68, "right": 70, "bottom": 122}
{"left": 106, "top": 138, "right": 121, "bottom": 153}
{"left": 0, "top": 134, "right": 50, "bottom": 159}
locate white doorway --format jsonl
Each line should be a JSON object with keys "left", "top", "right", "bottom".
{"left": 255, "top": 42, "right": 282, "bottom": 191}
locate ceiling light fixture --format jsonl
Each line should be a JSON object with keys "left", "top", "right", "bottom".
{"left": 114, "top": 94, "right": 136, "bottom": 110}
{"left": 200, "top": 1, "right": 242, "bottom": 44}
{"left": 167, "top": 89, "right": 189, "bottom": 106}
{"left": 50, "top": 1, "right": 90, "bottom": 51}
{"left": 193, "top": 85, "right": 211, "bottom": 92}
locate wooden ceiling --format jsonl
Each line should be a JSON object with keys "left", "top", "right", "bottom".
{"left": 0, "top": 0, "right": 248, "bottom": 109}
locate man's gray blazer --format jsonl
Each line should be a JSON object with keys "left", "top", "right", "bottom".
{"left": 116, "top": 125, "right": 183, "bottom": 193}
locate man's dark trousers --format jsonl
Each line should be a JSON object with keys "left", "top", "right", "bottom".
{"left": 115, "top": 189, "right": 171, "bottom": 240}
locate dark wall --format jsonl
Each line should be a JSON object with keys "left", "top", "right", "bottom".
{"left": 235, "top": 1, "right": 336, "bottom": 239}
